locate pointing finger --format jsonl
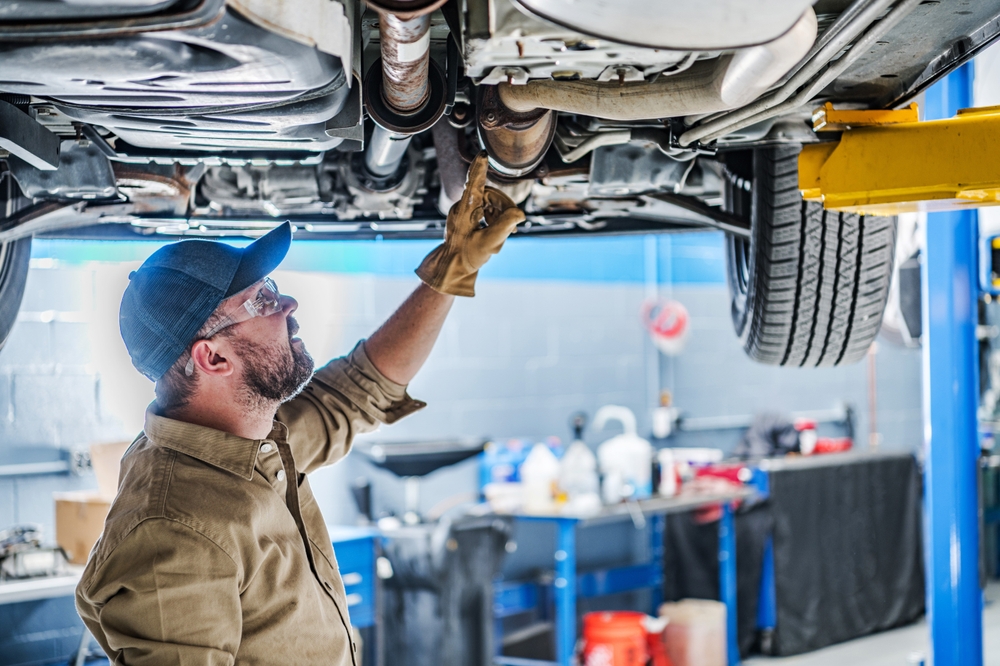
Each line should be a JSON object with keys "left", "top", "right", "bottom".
{"left": 462, "top": 152, "right": 490, "bottom": 213}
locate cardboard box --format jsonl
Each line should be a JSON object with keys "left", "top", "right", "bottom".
{"left": 54, "top": 491, "right": 111, "bottom": 564}
{"left": 53, "top": 440, "right": 130, "bottom": 565}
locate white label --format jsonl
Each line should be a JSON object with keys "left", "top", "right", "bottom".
{"left": 397, "top": 32, "right": 430, "bottom": 63}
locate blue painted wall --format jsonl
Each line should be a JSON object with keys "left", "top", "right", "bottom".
{"left": 31, "top": 232, "right": 728, "bottom": 285}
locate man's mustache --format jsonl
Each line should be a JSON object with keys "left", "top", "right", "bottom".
{"left": 287, "top": 316, "right": 300, "bottom": 338}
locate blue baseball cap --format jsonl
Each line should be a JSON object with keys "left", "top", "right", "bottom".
{"left": 119, "top": 222, "right": 292, "bottom": 381}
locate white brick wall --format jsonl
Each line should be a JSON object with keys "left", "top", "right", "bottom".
{"left": 0, "top": 264, "right": 923, "bottom": 536}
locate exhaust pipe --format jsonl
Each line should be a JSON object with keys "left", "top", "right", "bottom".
{"left": 495, "top": 8, "right": 816, "bottom": 122}
{"left": 362, "top": 0, "right": 448, "bottom": 188}
{"left": 380, "top": 11, "right": 432, "bottom": 114}
{"left": 364, "top": 128, "right": 413, "bottom": 178}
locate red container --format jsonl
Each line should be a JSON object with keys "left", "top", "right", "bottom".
{"left": 582, "top": 611, "right": 648, "bottom": 666}
{"left": 647, "top": 627, "right": 674, "bottom": 666}
{"left": 815, "top": 437, "right": 853, "bottom": 454}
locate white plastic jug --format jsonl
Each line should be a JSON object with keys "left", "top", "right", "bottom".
{"left": 658, "top": 599, "right": 726, "bottom": 666}
{"left": 559, "top": 440, "right": 601, "bottom": 515}
{"left": 521, "top": 443, "right": 561, "bottom": 514}
{"left": 595, "top": 405, "right": 653, "bottom": 502}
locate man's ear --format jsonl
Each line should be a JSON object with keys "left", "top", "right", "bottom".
{"left": 190, "top": 339, "right": 235, "bottom": 377}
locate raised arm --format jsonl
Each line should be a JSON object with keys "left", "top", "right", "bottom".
{"left": 364, "top": 284, "right": 454, "bottom": 385}
{"left": 366, "top": 152, "right": 524, "bottom": 385}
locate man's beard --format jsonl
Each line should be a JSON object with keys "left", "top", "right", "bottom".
{"left": 231, "top": 316, "right": 315, "bottom": 410}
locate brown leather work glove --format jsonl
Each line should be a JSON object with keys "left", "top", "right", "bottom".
{"left": 416, "top": 152, "right": 526, "bottom": 297}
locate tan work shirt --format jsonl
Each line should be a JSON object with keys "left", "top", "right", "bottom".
{"left": 76, "top": 342, "right": 424, "bottom": 665}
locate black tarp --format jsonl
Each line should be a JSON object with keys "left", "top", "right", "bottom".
{"left": 768, "top": 453, "right": 925, "bottom": 655}
{"left": 662, "top": 453, "right": 925, "bottom": 657}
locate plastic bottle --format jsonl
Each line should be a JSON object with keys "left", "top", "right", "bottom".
{"left": 559, "top": 413, "right": 602, "bottom": 515}
{"left": 595, "top": 405, "right": 654, "bottom": 503}
{"left": 795, "top": 418, "right": 818, "bottom": 455}
{"left": 521, "top": 443, "right": 561, "bottom": 514}
{"left": 656, "top": 448, "right": 678, "bottom": 497}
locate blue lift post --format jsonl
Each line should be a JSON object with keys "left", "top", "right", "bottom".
{"left": 922, "top": 61, "right": 984, "bottom": 666}
{"left": 718, "top": 504, "right": 739, "bottom": 666}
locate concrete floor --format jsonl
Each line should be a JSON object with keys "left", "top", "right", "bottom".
{"left": 745, "top": 583, "right": 1000, "bottom": 666}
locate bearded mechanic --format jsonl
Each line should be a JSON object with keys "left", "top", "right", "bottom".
{"left": 75, "top": 154, "right": 522, "bottom": 665}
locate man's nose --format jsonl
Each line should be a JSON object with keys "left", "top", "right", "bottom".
{"left": 280, "top": 293, "right": 298, "bottom": 315}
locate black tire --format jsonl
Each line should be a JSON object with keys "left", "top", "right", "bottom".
{"left": 0, "top": 236, "right": 31, "bottom": 352}
{"left": 0, "top": 175, "right": 32, "bottom": 353}
{"left": 723, "top": 145, "right": 896, "bottom": 367}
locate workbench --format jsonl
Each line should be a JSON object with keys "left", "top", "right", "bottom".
{"left": 491, "top": 488, "right": 754, "bottom": 666}
{"left": 0, "top": 570, "right": 81, "bottom": 606}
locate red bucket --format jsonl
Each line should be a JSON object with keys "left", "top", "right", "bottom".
{"left": 581, "top": 611, "right": 648, "bottom": 666}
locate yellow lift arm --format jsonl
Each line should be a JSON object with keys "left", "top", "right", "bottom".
{"left": 798, "top": 101, "right": 1000, "bottom": 216}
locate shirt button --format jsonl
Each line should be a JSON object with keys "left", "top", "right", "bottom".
{"left": 276, "top": 470, "right": 286, "bottom": 482}
{"left": 260, "top": 443, "right": 273, "bottom": 454}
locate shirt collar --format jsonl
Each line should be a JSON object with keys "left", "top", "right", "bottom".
{"left": 144, "top": 404, "right": 268, "bottom": 480}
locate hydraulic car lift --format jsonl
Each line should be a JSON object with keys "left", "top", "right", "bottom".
{"left": 800, "top": 63, "right": 984, "bottom": 666}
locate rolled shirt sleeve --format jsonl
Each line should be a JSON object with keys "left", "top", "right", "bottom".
{"left": 276, "top": 340, "right": 425, "bottom": 474}
{"left": 76, "top": 519, "right": 242, "bottom": 665}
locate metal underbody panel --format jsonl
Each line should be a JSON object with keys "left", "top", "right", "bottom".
{"left": 827, "top": 0, "right": 1000, "bottom": 108}
{"left": 0, "top": 0, "right": 182, "bottom": 22}
{"left": 465, "top": 0, "right": 704, "bottom": 83}
{"left": 512, "top": 0, "right": 815, "bottom": 50}
{"left": 0, "top": 8, "right": 350, "bottom": 153}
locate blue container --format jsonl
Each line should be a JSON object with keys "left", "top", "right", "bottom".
{"left": 329, "top": 526, "right": 377, "bottom": 628}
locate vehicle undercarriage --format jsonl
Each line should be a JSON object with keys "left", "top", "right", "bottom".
{"left": 1, "top": 0, "right": 998, "bottom": 363}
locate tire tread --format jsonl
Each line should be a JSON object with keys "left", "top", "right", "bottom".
{"left": 726, "top": 146, "right": 896, "bottom": 367}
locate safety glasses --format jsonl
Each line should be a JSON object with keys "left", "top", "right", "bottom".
{"left": 184, "top": 277, "right": 282, "bottom": 376}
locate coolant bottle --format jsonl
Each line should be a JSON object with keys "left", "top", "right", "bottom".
{"left": 560, "top": 441, "right": 601, "bottom": 515}
{"left": 521, "top": 443, "right": 560, "bottom": 514}
{"left": 559, "top": 412, "right": 601, "bottom": 515}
